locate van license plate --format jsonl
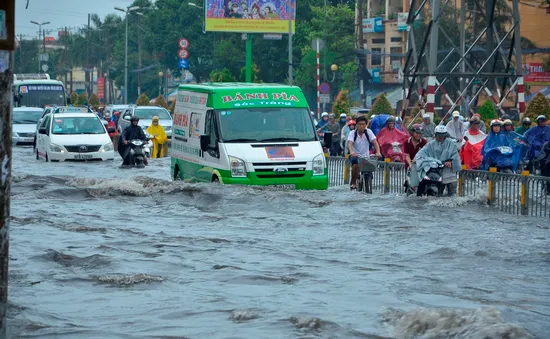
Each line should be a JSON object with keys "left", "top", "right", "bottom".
{"left": 267, "top": 184, "right": 295, "bottom": 190}
{"left": 75, "top": 154, "right": 93, "bottom": 160}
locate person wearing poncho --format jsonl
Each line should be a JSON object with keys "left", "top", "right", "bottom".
{"left": 146, "top": 116, "right": 168, "bottom": 158}
{"left": 376, "top": 116, "right": 409, "bottom": 162}
{"left": 461, "top": 116, "right": 486, "bottom": 169}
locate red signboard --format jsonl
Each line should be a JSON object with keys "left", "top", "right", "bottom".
{"left": 97, "top": 77, "right": 105, "bottom": 99}
{"left": 523, "top": 63, "right": 550, "bottom": 85}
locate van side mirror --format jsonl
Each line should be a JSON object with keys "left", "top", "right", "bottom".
{"left": 38, "top": 128, "right": 47, "bottom": 135}
{"left": 200, "top": 135, "right": 210, "bottom": 152}
{"left": 107, "top": 127, "right": 116, "bottom": 134}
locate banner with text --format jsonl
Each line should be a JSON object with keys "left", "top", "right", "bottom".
{"left": 523, "top": 63, "right": 550, "bottom": 85}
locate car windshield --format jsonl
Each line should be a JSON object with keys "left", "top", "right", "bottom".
{"left": 134, "top": 108, "right": 171, "bottom": 120}
{"left": 13, "top": 110, "right": 43, "bottom": 124}
{"left": 52, "top": 117, "right": 106, "bottom": 135}
{"left": 217, "top": 107, "right": 316, "bottom": 142}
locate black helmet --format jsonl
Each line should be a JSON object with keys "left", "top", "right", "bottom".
{"left": 130, "top": 115, "right": 139, "bottom": 122}
{"left": 386, "top": 116, "right": 396, "bottom": 124}
{"left": 522, "top": 117, "right": 531, "bottom": 125}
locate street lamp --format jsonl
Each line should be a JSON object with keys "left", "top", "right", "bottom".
{"left": 30, "top": 20, "right": 50, "bottom": 72}
{"left": 328, "top": 64, "right": 338, "bottom": 82}
{"left": 188, "top": 3, "right": 206, "bottom": 34}
{"left": 158, "top": 71, "right": 164, "bottom": 97}
{"left": 114, "top": 6, "right": 141, "bottom": 104}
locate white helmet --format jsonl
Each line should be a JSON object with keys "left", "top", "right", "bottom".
{"left": 104, "top": 112, "right": 111, "bottom": 119}
{"left": 321, "top": 112, "right": 329, "bottom": 118}
{"left": 435, "top": 125, "right": 447, "bottom": 135}
{"left": 339, "top": 113, "right": 347, "bottom": 118}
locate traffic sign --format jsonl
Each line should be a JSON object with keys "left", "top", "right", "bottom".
{"left": 41, "top": 64, "right": 49, "bottom": 72}
{"left": 178, "top": 49, "right": 189, "bottom": 59}
{"left": 178, "top": 58, "right": 189, "bottom": 69}
{"left": 178, "top": 38, "right": 189, "bottom": 49}
{"left": 319, "top": 82, "right": 330, "bottom": 94}
{"left": 320, "top": 94, "right": 330, "bottom": 104}
{"left": 311, "top": 38, "right": 324, "bottom": 51}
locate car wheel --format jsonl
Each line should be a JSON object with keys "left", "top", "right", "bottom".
{"left": 45, "top": 152, "right": 49, "bottom": 162}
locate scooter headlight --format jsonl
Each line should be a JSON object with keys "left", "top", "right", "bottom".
{"left": 132, "top": 140, "right": 143, "bottom": 146}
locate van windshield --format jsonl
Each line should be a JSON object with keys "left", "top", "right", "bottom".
{"left": 217, "top": 108, "right": 316, "bottom": 143}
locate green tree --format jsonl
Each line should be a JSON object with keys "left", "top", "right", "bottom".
{"left": 136, "top": 93, "right": 150, "bottom": 106}
{"left": 525, "top": 93, "right": 550, "bottom": 122}
{"left": 239, "top": 63, "right": 261, "bottom": 83}
{"left": 210, "top": 68, "right": 237, "bottom": 82}
{"left": 154, "top": 95, "right": 170, "bottom": 110}
{"left": 477, "top": 100, "right": 498, "bottom": 123}
{"left": 88, "top": 93, "right": 100, "bottom": 108}
{"left": 332, "top": 90, "right": 351, "bottom": 115}
{"left": 370, "top": 94, "right": 393, "bottom": 116}
{"left": 339, "top": 62, "right": 358, "bottom": 91}
{"left": 77, "top": 93, "right": 88, "bottom": 106}
{"left": 70, "top": 92, "right": 78, "bottom": 105}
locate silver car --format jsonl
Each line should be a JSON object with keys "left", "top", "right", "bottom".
{"left": 13, "top": 107, "right": 44, "bottom": 145}
{"left": 118, "top": 106, "right": 172, "bottom": 138}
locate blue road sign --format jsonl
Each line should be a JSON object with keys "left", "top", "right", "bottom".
{"left": 178, "top": 58, "right": 189, "bottom": 69}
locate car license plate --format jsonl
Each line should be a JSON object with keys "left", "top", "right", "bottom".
{"left": 74, "top": 154, "right": 93, "bottom": 160}
{"left": 267, "top": 184, "right": 296, "bottom": 190}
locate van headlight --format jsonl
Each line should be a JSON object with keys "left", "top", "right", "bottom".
{"left": 102, "top": 142, "right": 114, "bottom": 152}
{"left": 50, "top": 143, "right": 65, "bottom": 153}
{"left": 312, "top": 153, "right": 325, "bottom": 176}
{"left": 229, "top": 156, "right": 247, "bottom": 177}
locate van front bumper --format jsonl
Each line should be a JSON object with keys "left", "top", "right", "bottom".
{"left": 222, "top": 170, "right": 329, "bottom": 190}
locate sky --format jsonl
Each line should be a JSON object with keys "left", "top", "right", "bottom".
{"left": 15, "top": 0, "right": 137, "bottom": 38}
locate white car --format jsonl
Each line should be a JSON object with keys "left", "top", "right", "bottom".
{"left": 13, "top": 107, "right": 43, "bottom": 145}
{"left": 36, "top": 112, "right": 115, "bottom": 162}
{"left": 118, "top": 106, "right": 173, "bottom": 138}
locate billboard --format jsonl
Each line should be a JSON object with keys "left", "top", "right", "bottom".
{"left": 205, "top": 0, "right": 295, "bottom": 33}
{"left": 523, "top": 63, "right": 550, "bottom": 85}
{"left": 362, "top": 17, "right": 383, "bottom": 33}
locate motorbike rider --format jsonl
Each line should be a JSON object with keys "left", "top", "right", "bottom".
{"left": 146, "top": 116, "right": 168, "bottom": 158}
{"left": 348, "top": 115, "right": 381, "bottom": 190}
{"left": 338, "top": 113, "right": 347, "bottom": 129}
{"left": 446, "top": 110, "right": 466, "bottom": 144}
{"left": 118, "top": 115, "right": 148, "bottom": 166}
{"left": 524, "top": 115, "right": 550, "bottom": 171}
{"left": 342, "top": 120, "right": 356, "bottom": 155}
{"left": 503, "top": 119, "right": 515, "bottom": 133}
{"left": 413, "top": 125, "right": 462, "bottom": 196}
{"left": 515, "top": 117, "right": 531, "bottom": 135}
{"left": 421, "top": 113, "right": 436, "bottom": 139}
{"left": 104, "top": 112, "right": 118, "bottom": 140}
{"left": 461, "top": 116, "right": 486, "bottom": 169}
{"left": 324, "top": 113, "right": 342, "bottom": 156}
{"left": 404, "top": 124, "right": 428, "bottom": 169}
{"left": 376, "top": 116, "right": 409, "bottom": 162}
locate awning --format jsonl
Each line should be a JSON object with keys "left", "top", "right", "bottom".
{"left": 525, "top": 86, "right": 550, "bottom": 102}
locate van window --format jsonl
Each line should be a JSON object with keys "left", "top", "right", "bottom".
{"left": 217, "top": 107, "right": 316, "bottom": 142}
{"left": 205, "top": 110, "right": 219, "bottom": 146}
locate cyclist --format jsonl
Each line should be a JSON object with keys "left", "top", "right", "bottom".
{"left": 348, "top": 115, "right": 381, "bottom": 189}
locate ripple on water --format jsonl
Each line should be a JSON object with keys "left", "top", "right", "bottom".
{"left": 93, "top": 273, "right": 165, "bottom": 286}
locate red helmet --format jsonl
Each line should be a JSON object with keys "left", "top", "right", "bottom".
{"left": 347, "top": 119, "right": 356, "bottom": 126}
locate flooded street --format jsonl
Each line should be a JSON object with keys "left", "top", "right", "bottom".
{"left": 7, "top": 146, "right": 550, "bottom": 338}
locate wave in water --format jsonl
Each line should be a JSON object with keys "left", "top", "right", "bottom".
{"left": 382, "top": 307, "right": 534, "bottom": 339}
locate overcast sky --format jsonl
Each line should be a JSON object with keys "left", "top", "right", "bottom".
{"left": 16, "top": 0, "right": 136, "bottom": 38}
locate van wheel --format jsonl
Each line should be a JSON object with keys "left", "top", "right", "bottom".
{"left": 174, "top": 166, "right": 182, "bottom": 181}
{"left": 212, "top": 175, "right": 220, "bottom": 183}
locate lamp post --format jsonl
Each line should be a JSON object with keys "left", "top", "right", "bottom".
{"left": 158, "top": 71, "right": 164, "bottom": 97}
{"left": 287, "top": 0, "right": 293, "bottom": 85}
{"left": 114, "top": 6, "right": 141, "bottom": 104}
{"left": 328, "top": 64, "right": 338, "bottom": 82}
{"left": 30, "top": 20, "right": 50, "bottom": 73}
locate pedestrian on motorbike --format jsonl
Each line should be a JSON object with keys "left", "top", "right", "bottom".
{"left": 338, "top": 113, "right": 347, "bottom": 129}
{"left": 413, "top": 125, "right": 462, "bottom": 196}
{"left": 404, "top": 124, "right": 427, "bottom": 169}
{"left": 421, "top": 113, "right": 436, "bottom": 139}
{"left": 119, "top": 116, "right": 148, "bottom": 166}
{"left": 377, "top": 116, "right": 409, "bottom": 162}
{"left": 446, "top": 111, "right": 466, "bottom": 143}
{"left": 342, "top": 119, "right": 356, "bottom": 155}
{"left": 104, "top": 112, "right": 118, "bottom": 140}
{"left": 146, "top": 116, "right": 168, "bottom": 158}
{"left": 324, "top": 113, "right": 342, "bottom": 156}
{"left": 515, "top": 118, "right": 531, "bottom": 135}
{"left": 524, "top": 115, "right": 550, "bottom": 171}
{"left": 347, "top": 115, "right": 381, "bottom": 190}
{"left": 461, "top": 116, "right": 486, "bottom": 170}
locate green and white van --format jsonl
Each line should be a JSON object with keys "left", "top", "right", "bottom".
{"left": 170, "top": 83, "right": 328, "bottom": 190}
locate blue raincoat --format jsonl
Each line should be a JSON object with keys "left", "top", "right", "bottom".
{"left": 481, "top": 130, "right": 528, "bottom": 171}
{"left": 369, "top": 114, "right": 405, "bottom": 136}
{"left": 524, "top": 125, "right": 550, "bottom": 160}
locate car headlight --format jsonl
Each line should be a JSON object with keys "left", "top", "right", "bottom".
{"left": 312, "top": 153, "right": 325, "bottom": 176}
{"left": 102, "top": 142, "right": 114, "bottom": 152}
{"left": 50, "top": 143, "right": 64, "bottom": 152}
{"left": 229, "top": 156, "right": 247, "bottom": 178}
{"left": 164, "top": 126, "right": 172, "bottom": 131}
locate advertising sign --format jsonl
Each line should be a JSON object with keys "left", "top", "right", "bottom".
{"left": 523, "top": 63, "right": 550, "bottom": 85}
{"left": 370, "top": 68, "right": 381, "bottom": 84}
{"left": 205, "top": 0, "right": 296, "bottom": 33}
{"left": 362, "top": 17, "right": 383, "bottom": 33}
{"left": 397, "top": 12, "right": 408, "bottom": 31}
{"left": 97, "top": 77, "right": 104, "bottom": 99}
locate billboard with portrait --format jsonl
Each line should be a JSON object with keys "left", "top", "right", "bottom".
{"left": 205, "top": 0, "right": 295, "bottom": 33}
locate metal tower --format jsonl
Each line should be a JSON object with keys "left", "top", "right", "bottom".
{"left": 400, "top": 0, "right": 525, "bottom": 122}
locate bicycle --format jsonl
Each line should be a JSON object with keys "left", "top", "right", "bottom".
{"left": 357, "top": 155, "right": 378, "bottom": 194}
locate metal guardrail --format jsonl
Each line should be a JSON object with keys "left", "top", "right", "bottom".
{"left": 326, "top": 156, "right": 550, "bottom": 217}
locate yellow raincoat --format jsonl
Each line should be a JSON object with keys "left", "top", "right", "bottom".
{"left": 146, "top": 116, "right": 168, "bottom": 158}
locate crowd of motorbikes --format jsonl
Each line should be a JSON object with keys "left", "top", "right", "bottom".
{"left": 315, "top": 113, "right": 550, "bottom": 197}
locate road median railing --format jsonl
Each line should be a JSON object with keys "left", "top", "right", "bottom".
{"left": 326, "top": 156, "right": 549, "bottom": 217}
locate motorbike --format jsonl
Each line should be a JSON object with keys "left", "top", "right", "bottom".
{"left": 380, "top": 141, "right": 405, "bottom": 163}
{"left": 422, "top": 159, "right": 446, "bottom": 196}
{"left": 483, "top": 146, "right": 515, "bottom": 173}
{"left": 122, "top": 139, "right": 147, "bottom": 168}
{"left": 143, "top": 132, "right": 153, "bottom": 159}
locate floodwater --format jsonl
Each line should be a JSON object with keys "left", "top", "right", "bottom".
{"left": 7, "top": 146, "right": 550, "bottom": 338}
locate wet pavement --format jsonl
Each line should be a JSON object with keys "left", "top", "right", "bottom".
{"left": 7, "top": 145, "right": 550, "bottom": 338}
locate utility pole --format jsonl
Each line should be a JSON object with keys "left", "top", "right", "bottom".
{"left": 138, "top": 15, "right": 142, "bottom": 96}
{"left": 18, "top": 34, "right": 24, "bottom": 72}
{"left": 86, "top": 13, "right": 90, "bottom": 96}
{"left": 357, "top": 0, "right": 366, "bottom": 108}
{"left": 287, "top": 0, "right": 293, "bottom": 85}
{"left": 30, "top": 21, "right": 50, "bottom": 73}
